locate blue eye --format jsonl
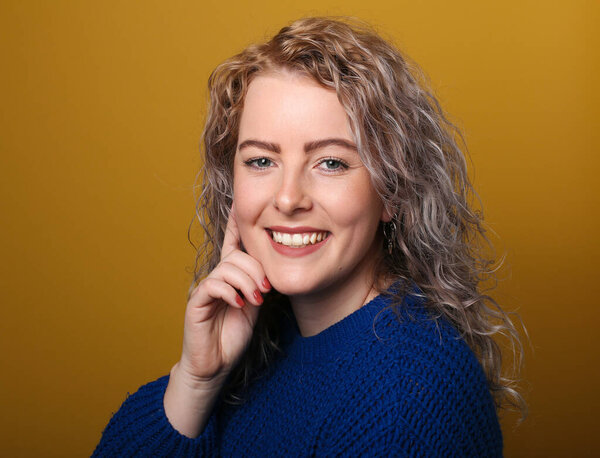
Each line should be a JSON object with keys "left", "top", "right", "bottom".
{"left": 245, "top": 157, "right": 273, "bottom": 169}
{"left": 318, "top": 158, "right": 348, "bottom": 171}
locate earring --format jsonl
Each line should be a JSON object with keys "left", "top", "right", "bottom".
{"left": 383, "top": 219, "right": 397, "bottom": 255}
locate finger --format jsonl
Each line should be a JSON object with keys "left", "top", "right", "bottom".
{"left": 212, "top": 261, "right": 264, "bottom": 306}
{"left": 221, "top": 204, "right": 241, "bottom": 260}
{"left": 190, "top": 277, "right": 246, "bottom": 311}
{"left": 220, "top": 251, "right": 271, "bottom": 293}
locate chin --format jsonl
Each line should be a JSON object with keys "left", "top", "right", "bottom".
{"left": 267, "top": 273, "right": 323, "bottom": 298}
{"left": 270, "top": 281, "right": 310, "bottom": 297}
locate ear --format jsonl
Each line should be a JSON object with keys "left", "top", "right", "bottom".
{"left": 381, "top": 204, "right": 393, "bottom": 223}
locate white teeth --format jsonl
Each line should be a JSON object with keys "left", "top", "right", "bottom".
{"left": 270, "top": 230, "right": 328, "bottom": 247}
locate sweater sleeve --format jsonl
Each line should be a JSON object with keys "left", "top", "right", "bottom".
{"left": 92, "top": 376, "right": 218, "bottom": 457}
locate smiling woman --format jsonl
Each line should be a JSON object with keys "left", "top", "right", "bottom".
{"left": 93, "top": 17, "right": 524, "bottom": 457}
{"left": 233, "top": 72, "right": 388, "bottom": 331}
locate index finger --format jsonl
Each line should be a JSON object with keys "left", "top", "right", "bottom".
{"left": 221, "top": 204, "right": 241, "bottom": 260}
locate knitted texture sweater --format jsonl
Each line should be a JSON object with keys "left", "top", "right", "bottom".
{"left": 93, "top": 292, "right": 502, "bottom": 457}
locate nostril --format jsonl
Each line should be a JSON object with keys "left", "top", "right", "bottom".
{"left": 272, "top": 179, "right": 312, "bottom": 213}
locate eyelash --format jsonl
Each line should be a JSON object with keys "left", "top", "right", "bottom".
{"left": 243, "top": 156, "right": 350, "bottom": 173}
{"left": 316, "top": 157, "right": 349, "bottom": 172}
{"left": 244, "top": 157, "right": 273, "bottom": 169}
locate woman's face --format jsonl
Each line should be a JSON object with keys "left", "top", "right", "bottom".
{"left": 233, "top": 71, "right": 389, "bottom": 299}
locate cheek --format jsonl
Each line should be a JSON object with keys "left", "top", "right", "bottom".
{"left": 233, "top": 173, "right": 270, "bottom": 252}
{"left": 233, "top": 166, "right": 256, "bottom": 216}
{"left": 324, "top": 179, "right": 383, "bottom": 229}
{"left": 233, "top": 186, "right": 255, "bottom": 230}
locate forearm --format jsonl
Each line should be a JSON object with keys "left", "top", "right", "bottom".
{"left": 163, "top": 362, "right": 225, "bottom": 438}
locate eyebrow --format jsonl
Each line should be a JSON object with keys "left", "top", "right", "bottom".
{"left": 237, "top": 139, "right": 281, "bottom": 153}
{"left": 304, "top": 138, "right": 357, "bottom": 153}
{"left": 237, "top": 138, "right": 357, "bottom": 154}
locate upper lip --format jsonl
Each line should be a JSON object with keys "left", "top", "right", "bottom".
{"left": 267, "top": 226, "right": 327, "bottom": 233}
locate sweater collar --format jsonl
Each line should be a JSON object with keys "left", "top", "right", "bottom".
{"left": 281, "top": 292, "right": 394, "bottom": 364}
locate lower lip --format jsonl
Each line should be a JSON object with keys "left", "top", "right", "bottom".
{"left": 266, "top": 232, "right": 330, "bottom": 257}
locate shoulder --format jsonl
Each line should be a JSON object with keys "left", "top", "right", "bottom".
{"left": 341, "top": 294, "right": 503, "bottom": 456}
{"left": 374, "top": 296, "right": 487, "bottom": 387}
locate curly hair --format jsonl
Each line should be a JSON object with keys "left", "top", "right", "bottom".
{"left": 190, "top": 16, "right": 526, "bottom": 415}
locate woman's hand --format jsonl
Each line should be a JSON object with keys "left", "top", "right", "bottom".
{"left": 180, "top": 208, "right": 270, "bottom": 382}
{"left": 164, "top": 208, "right": 270, "bottom": 437}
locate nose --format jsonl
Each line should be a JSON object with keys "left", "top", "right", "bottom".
{"left": 273, "top": 168, "right": 312, "bottom": 215}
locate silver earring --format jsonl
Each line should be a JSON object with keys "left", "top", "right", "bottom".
{"left": 383, "top": 219, "right": 397, "bottom": 255}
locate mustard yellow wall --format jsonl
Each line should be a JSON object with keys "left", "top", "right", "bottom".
{"left": 1, "top": 1, "right": 597, "bottom": 456}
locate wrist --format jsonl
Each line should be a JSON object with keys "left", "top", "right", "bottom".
{"left": 169, "top": 362, "right": 227, "bottom": 399}
{"left": 164, "top": 362, "right": 225, "bottom": 438}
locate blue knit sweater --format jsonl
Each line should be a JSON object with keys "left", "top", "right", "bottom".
{"left": 93, "top": 292, "right": 502, "bottom": 457}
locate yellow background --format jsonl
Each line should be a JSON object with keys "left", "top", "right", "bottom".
{"left": 1, "top": 1, "right": 598, "bottom": 456}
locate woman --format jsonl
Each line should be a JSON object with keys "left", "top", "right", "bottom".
{"left": 94, "top": 17, "right": 524, "bottom": 456}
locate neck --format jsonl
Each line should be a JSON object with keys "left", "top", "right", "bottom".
{"left": 289, "top": 255, "right": 381, "bottom": 337}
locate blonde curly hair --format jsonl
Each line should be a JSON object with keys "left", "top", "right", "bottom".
{"left": 190, "top": 16, "right": 525, "bottom": 415}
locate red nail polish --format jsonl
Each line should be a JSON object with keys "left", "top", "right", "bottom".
{"left": 235, "top": 295, "right": 245, "bottom": 307}
{"left": 262, "top": 277, "right": 271, "bottom": 290}
{"left": 253, "top": 289, "right": 263, "bottom": 304}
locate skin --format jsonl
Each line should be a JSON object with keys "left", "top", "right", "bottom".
{"left": 234, "top": 71, "right": 390, "bottom": 336}
{"left": 164, "top": 70, "right": 389, "bottom": 438}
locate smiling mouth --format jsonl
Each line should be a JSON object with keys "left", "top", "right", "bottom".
{"left": 268, "top": 230, "right": 330, "bottom": 248}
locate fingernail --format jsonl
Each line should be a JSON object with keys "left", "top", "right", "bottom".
{"left": 262, "top": 277, "right": 271, "bottom": 290}
{"left": 236, "top": 295, "right": 245, "bottom": 307}
{"left": 253, "top": 289, "right": 263, "bottom": 304}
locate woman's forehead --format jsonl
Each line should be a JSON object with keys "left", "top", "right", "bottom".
{"left": 239, "top": 73, "right": 354, "bottom": 145}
